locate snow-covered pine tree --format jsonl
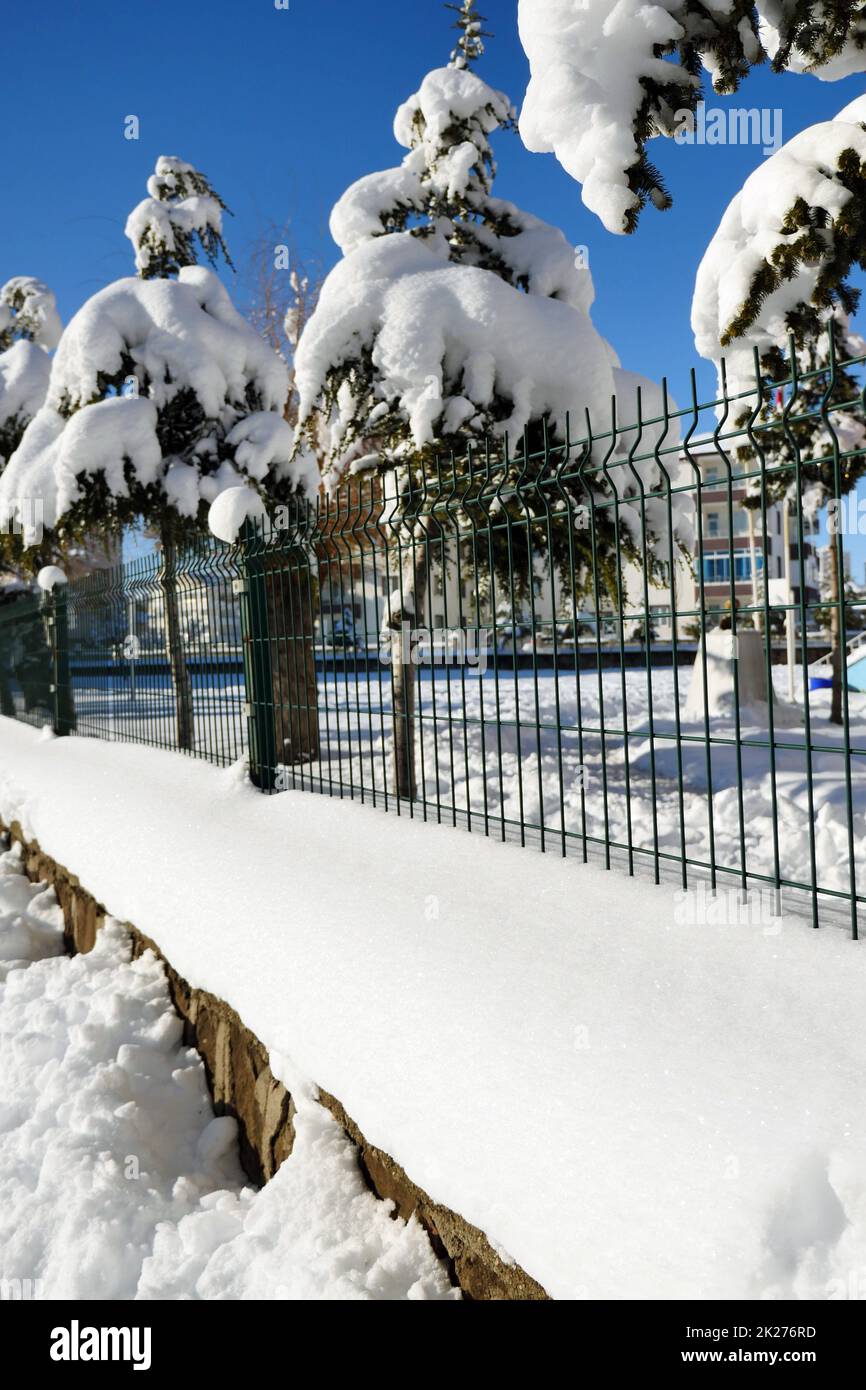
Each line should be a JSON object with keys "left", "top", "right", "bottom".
{"left": 125, "top": 155, "right": 234, "bottom": 279}
{"left": 693, "top": 95, "right": 866, "bottom": 725}
{"left": 0, "top": 278, "right": 60, "bottom": 472}
{"left": 0, "top": 277, "right": 62, "bottom": 572}
{"left": 0, "top": 157, "right": 317, "bottom": 751}
{"left": 294, "top": 0, "right": 686, "bottom": 796}
{"left": 518, "top": 1, "right": 866, "bottom": 233}
{"left": 447, "top": 0, "right": 491, "bottom": 69}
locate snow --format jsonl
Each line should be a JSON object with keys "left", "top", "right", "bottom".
{"left": 225, "top": 411, "right": 319, "bottom": 493}
{"left": 692, "top": 94, "right": 866, "bottom": 394}
{"left": 0, "top": 278, "right": 61, "bottom": 460}
{"left": 125, "top": 156, "right": 225, "bottom": 276}
{"left": 0, "top": 269, "right": 316, "bottom": 533}
{"left": 0, "top": 342, "right": 51, "bottom": 455}
{"left": 208, "top": 487, "right": 268, "bottom": 545}
{"left": 480, "top": 197, "right": 598, "bottom": 312}
{"left": 24, "top": 397, "right": 161, "bottom": 528}
{"left": 392, "top": 65, "right": 514, "bottom": 201}
{"left": 0, "top": 277, "right": 62, "bottom": 352}
{"left": 684, "top": 629, "right": 802, "bottom": 726}
{"left": 35, "top": 566, "right": 66, "bottom": 592}
{"left": 138, "top": 1102, "right": 458, "bottom": 1301}
{"left": 518, "top": 0, "right": 697, "bottom": 232}
{"left": 394, "top": 65, "right": 512, "bottom": 151}
{"left": 2, "top": 715, "right": 866, "bottom": 1300}
{"left": 0, "top": 841, "right": 65, "bottom": 976}
{"left": 41, "top": 268, "right": 287, "bottom": 419}
{"left": 303, "top": 44, "right": 633, "bottom": 488}
{"left": 295, "top": 233, "right": 617, "bottom": 486}
{"left": 0, "top": 839, "right": 455, "bottom": 1300}
{"left": 330, "top": 167, "right": 424, "bottom": 256}
{"left": 517, "top": 3, "right": 866, "bottom": 233}
{"left": 760, "top": 5, "right": 866, "bottom": 81}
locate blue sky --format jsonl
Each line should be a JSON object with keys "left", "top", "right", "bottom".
{"left": 3, "top": 0, "right": 866, "bottom": 577}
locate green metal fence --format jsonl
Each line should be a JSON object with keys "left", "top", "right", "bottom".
{"left": 1, "top": 336, "right": 865, "bottom": 936}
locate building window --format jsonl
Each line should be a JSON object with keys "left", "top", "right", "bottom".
{"left": 706, "top": 512, "right": 720, "bottom": 537}
{"left": 702, "top": 554, "right": 764, "bottom": 583}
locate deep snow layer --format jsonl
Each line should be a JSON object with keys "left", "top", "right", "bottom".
{"left": 1, "top": 717, "right": 865, "bottom": 1300}
{"left": 0, "top": 839, "right": 455, "bottom": 1300}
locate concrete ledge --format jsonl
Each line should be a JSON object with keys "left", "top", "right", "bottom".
{"left": 1, "top": 818, "right": 549, "bottom": 1301}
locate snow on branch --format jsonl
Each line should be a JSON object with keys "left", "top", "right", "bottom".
{"left": 0, "top": 278, "right": 61, "bottom": 469}
{"left": 0, "top": 343, "right": 53, "bottom": 468}
{"left": 0, "top": 267, "right": 318, "bottom": 538}
{"left": 760, "top": 1, "right": 866, "bottom": 79}
{"left": 517, "top": 1, "right": 866, "bottom": 234}
{"left": 125, "top": 155, "right": 233, "bottom": 278}
{"left": 0, "top": 277, "right": 62, "bottom": 352}
{"left": 692, "top": 94, "right": 866, "bottom": 394}
{"left": 295, "top": 234, "right": 616, "bottom": 488}
{"left": 446, "top": 0, "right": 491, "bottom": 70}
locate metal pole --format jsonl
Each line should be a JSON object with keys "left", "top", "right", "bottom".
{"left": 127, "top": 595, "right": 137, "bottom": 704}
{"left": 783, "top": 503, "right": 796, "bottom": 701}
{"left": 237, "top": 518, "right": 277, "bottom": 791}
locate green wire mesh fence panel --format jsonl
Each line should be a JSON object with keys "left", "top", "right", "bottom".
{"left": 0, "top": 334, "right": 864, "bottom": 934}
{"left": 258, "top": 335, "right": 866, "bottom": 938}
{"left": 2, "top": 539, "right": 249, "bottom": 765}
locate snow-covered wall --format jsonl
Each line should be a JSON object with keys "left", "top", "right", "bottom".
{"left": 0, "top": 812, "right": 546, "bottom": 1301}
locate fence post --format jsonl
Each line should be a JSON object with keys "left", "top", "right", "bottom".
{"left": 37, "top": 566, "right": 75, "bottom": 737}
{"left": 236, "top": 519, "right": 277, "bottom": 790}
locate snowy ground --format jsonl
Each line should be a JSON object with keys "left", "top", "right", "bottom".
{"left": 0, "top": 840, "right": 456, "bottom": 1300}
{"left": 2, "top": 715, "right": 866, "bottom": 1300}
{"left": 20, "top": 659, "right": 866, "bottom": 915}
{"left": 309, "top": 663, "right": 866, "bottom": 914}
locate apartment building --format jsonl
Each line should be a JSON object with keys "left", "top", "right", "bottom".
{"left": 686, "top": 438, "right": 820, "bottom": 617}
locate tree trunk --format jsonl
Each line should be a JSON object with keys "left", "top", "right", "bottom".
{"left": 829, "top": 537, "right": 844, "bottom": 726}
{"left": 391, "top": 536, "right": 430, "bottom": 801}
{"left": 266, "top": 556, "right": 319, "bottom": 766}
{"left": 160, "top": 523, "right": 195, "bottom": 751}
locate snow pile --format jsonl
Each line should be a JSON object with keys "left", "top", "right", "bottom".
{"left": 0, "top": 268, "right": 317, "bottom": 533}
{"left": 0, "top": 840, "right": 455, "bottom": 1300}
{"left": 2, "top": 718, "right": 866, "bottom": 1300}
{"left": 296, "top": 233, "right": 616, "bottom": 485}
{"left": 138, "top": 1102, "right": 458, "bottom": 1300}
{"left": 0, "top": 841, "right": 65, "bottom": 978}
{"left": 684, "top": 629, "right": 803, "bottom": 727}
{"left": 692, "top": 94, "right": 866, "bottom": 394}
